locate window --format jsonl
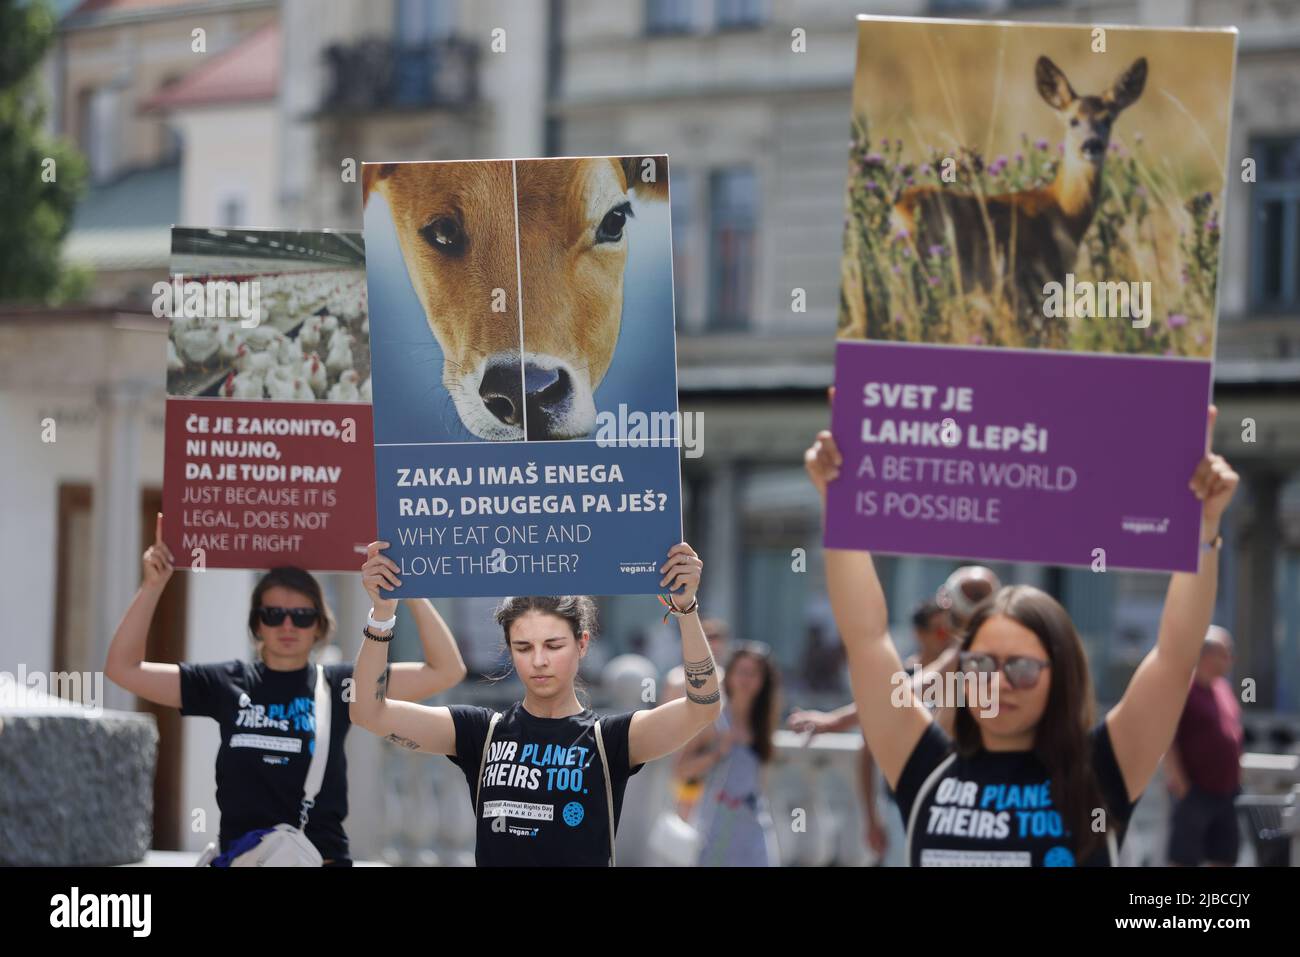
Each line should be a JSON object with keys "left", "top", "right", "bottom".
{"left": 78, "top": 85, "right": 120, "bottom": 182}
{"left": 708, "top": 167, "right": 757, "bottom": 329}
{"left": 646, "top": 0, "right": 692, "bottom": 35}
{"left": 394, "top": 0, "right": 458, "bottom": 106}
{"left": 1251, "top": 135, "right": 1300, "bottom": 310}
{"left": 716, "top": 0, "right": 764, "bottom": 29}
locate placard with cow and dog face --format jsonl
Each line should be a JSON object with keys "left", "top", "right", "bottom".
{"left": 362, "top": 155, "right": 683, "bottom": 597}
{"left": 827, "top": 16, "right": 1236, "bottom": 573}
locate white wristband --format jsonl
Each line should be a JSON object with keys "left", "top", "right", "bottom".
{"left": 367, "top": 607, "right": 397, "bottom": 631}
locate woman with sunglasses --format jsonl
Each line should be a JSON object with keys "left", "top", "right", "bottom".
{"left": 106, "top": 515, "right": 467, "bottom": 866}
{"left": 803, "top": 408, "right": 1238, "bottom": 866}
{"left": 676, "top": 641, "right": 782, "bottom": 866}
{"left": 351, "top": 540, "right": 723, "bottom": 866}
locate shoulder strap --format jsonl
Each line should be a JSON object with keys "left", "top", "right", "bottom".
{"left": 593, "top": 719, "right": 617, "bottom": 867}
{"left": 902, "top": 751, "right": 956, "bottom": 867}
{"left": 474, "top": 711, "right": 503, "bottom": 819}
{"left": 298, "top": 664, "right": 331, "bottom": 829}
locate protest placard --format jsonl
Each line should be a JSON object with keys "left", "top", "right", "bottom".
{"left": 160, "top": 227, "right": 375, "bottom": 571}
{"left": 827, "top": 17, "right": 1236, "bottom": 571}
{"left": 362, "top": 156, "right": 683, "bottom": 596}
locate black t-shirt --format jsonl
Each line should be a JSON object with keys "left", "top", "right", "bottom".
{"left": 894, "top": 720, "right": 1137, "bottom": 867}
{"left": 447, "top": 702, "right": 644, "bottom": 866}
{"left": 179, "top": 660, "right": 353, "bottom": 862}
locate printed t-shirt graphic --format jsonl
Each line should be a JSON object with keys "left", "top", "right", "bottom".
{"left": 179, "top": 660, "right": 353, "bottom": 861}
{"left": 447, "top": 703, "right": 644, "bottom": 865}
{"left": 893, "top": 722, "right": 1137, "bottom": 866}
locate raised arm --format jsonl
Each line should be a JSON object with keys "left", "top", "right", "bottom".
{"left": 385, "top": 598, "right": 468, "bottom": 701}
{"left": 349, "top": 541, "right": 456, "bottom": 755}
{"left": 1107, "top": 407, "right": 1238, "bottom": 802}
{"left": 629, "top": 543, "right": 724, "bottom": 766}
{"left": 105, "top": 512, "right": 181, "bottom": 709}
{"left": 806, "top": 430, "right": 931, "bottom": 789}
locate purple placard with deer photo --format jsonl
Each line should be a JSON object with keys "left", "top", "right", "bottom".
{"left": 828, "top": 16, "right": 1236, "bottom": 572}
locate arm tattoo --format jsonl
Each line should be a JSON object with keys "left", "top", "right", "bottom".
{"left": 384, "top": 732, "right": 420, "bottom": 751}
{"left": 687, "top": 688, "right": 720, "bottom": 705}
{"left": 374, "top": 665, "right": 390, "bottom": 701}
{"left": 683, "top": 657, "right": 715, "bottom": 689}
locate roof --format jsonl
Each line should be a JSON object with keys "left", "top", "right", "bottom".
{"left": 62, "top": 0, "right": 272, "bottom": 29}
{"left": 144, "top": 22, "right": 279, "bottom": 110}
{"left": 66, "top": 163, "right": 179, "bottom": 270}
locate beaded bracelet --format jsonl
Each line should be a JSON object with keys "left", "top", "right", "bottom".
{"left": 658, "top": 593, "right": 699, "bottom": 623}
{"left": 363, "top": 625, "right": 394, "bottom": 643}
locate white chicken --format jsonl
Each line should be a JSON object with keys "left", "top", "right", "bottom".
{"left": 301, "top": 352, "right": 328, "bottom": 397}
{"left": 265, "top": 373, "right": 297, "bottom": 402}
{"left": 325, "top": 331, "right": 354, "bottom": 378}
{"left": 327, "top": 369, "right": 361, "bottom": 402}
{"left": 243, "top": 324, "right": 279, "bottom": 352}
{"left": 278, "top": 334, "right": 303, "bottom": 367}
{"left": 322, "top": 313, "right": 339, "bottom": 337}
{"left": 263, "top": 364, "right": 295, "bottom": 397}
{"left": 217, "top": 323, "right": 243, "bottom": 363}
{"left": 299, "top": 314, "right": 323, "bottom": 353}
{"left": 176, "top": 325, "right": 220, "bottom": 368}
{"left": 223, "top": 369, "right": 265, "bottom": 399}
{"left": 166, "top": 339, "right": 184, "bottom": 373}
{"left": 360, "top": 374, "right": 372, "bottom": 402}
{"left": 235, "top": 343, "right": 275, "bottom": 377}
{"left": 291, "top": 378, "right": 316, "bottom": 402}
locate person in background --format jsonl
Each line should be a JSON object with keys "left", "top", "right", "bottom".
{"left": 1164, "top": 626, "right": 1244, "bottom": 866}
{"left": 675, "top": 642, "right": 782, "bottom": 866}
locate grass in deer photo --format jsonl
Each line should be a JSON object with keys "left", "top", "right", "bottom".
{"left": 838, "top": 20, "right": 1235, "bottom": 360}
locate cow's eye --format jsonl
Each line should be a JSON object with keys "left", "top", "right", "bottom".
{"left": 595, "top": 204, "right": 631, "bottom": 244}
{"left": 420, "top": 216, "right": 466, "bottom": 256}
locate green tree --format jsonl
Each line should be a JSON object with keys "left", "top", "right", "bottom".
{"left": 0, "top": 0, "right": 88, "bottom": 303}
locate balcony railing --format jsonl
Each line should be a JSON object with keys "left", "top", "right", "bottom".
{"left": 321, "top": 37, "right": 479, "bottom": 113}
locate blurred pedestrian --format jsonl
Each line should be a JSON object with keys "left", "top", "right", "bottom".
{"left": 676, "top": 642, "right": 782, "bottom": 865}
{"left": 1164, "top": 626, "right": 1244, "bottom": 867}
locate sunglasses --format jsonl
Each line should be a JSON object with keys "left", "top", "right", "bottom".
{"left": 959, "top": 651, "right": 1050, "bottom": 690}
{"left": 256, "top": 606, "right": 319, "bottom": 629}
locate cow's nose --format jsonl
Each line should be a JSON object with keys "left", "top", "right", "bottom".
{"left": 478, "top": 360, "right": 522, "bottom": 427}
{"left": 523, "top": 363, "right": 574, "bottom": 440}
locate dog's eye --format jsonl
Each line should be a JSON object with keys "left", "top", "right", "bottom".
{"left": 595, "top": 204, "right": 631, "bottom": 244}
{"left": 1069, "top": 117, "right": 1080, "bottom": 127}
{"left": 420, "top": 216, "right": 466, "bottom": 256}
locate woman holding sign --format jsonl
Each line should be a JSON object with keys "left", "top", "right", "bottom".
{"left": 352, "top": 540, "right": 723, "bottom": 866}
{"left": 106, "top": 514, "right": 468, "bottom": 866}
{"left": 803, "top": 409, "right": 1238, "bottom": 867}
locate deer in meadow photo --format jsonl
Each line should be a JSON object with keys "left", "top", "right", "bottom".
{"left": 892, "top": 55, "right": 1147, "bottom": 348}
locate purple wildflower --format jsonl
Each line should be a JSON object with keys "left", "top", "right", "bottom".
{"left": 1167, "top": 313, "right": 1189, "bottom": 329}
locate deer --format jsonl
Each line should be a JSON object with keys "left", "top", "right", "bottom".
{"left": 891, "top": 56, "right": 1147, "bottom": 347}
{"left": 363, "top": 156, "right": 668, "bottom": 441}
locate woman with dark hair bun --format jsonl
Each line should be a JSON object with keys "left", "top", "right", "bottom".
{"left": 351, "top": 539, "right": 724, "bottom": 866}
{"left": 106, "top": 515, "right": 467, "bottom": 866}
{"left": 803, "top": 407, "right": 1239, "bottom": 867}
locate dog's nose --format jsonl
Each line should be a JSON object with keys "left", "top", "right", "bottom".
{"left": 478, "top": 359, "right": 522, "bottom": 428}
{"left": 523, "top": 363, "right": 575, "bottom": 440}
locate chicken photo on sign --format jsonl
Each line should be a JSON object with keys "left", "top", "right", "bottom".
{"left": 163, "top": 228, "right": 372, "bottom": 404}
